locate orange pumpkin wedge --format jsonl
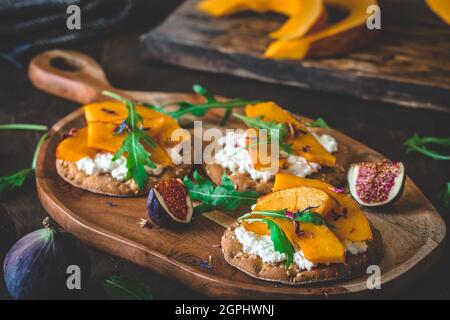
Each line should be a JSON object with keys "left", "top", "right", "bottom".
{"left": 84, "top": 101, "right": 165, "bottom": 124}
{"left": 245, "top": 102, "right": 336, "bottom": 166}
{"left": 265, "top": 0, "right": 379, "bottom": 59}
{"left": 245, "top": 128, "right": 287, "bottom": 171}
{"left": 243, "top": 219, "right": 345, "bottom": 264}
{"left": 273, "top": 173, "right": 372, "bottom": 242}
{"left": 245, "top": 185, "right": 344, "bottom": 264}
{"left": 56, "top": 128, "right": 97, "bottom": 162}
{"left": 198, "top": 0, "right": 328, "bottom": 40}
{"left": 84, "top": 101, "right": 190, "bottom": 147}
{"left": 57, "top": 127, "right": 172, "bottom": 166}
{"left": 254, "top": 186, "right": 338, "bottom": 215}
{"left": 426, "top": 0, "right": 450, "bottom": 24}
{"left": 87, "top": 118, "right": 165, "bottom": 153}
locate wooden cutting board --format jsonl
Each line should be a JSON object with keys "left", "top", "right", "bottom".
{"left": 140, "top": 0, "right": 450, "bottom": 112}
{"left": 30, "top": 50, "right": 446, "bottom": 299}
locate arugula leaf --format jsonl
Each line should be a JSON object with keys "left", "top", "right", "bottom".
{"left": 184, "top": 171, "right": 259, "bottom": 214}
{"left": 0, "top": 168, "right": 34, "bottom": 200}
{"left": 103, "top": 91, "right": 157, "bottom": 190}
{"left": 242, "top": 217, "right": 295, "bottom": 268}
{"left": 104, "top": 275, "right": 153, "bottom": 300}
{"left": 193, "top": 84, "right": 215, "bottom": 103}
{"left": 295, "top": 210, "right": 336, "bottom": 230}
{"left": 0, "top": 132, "right": 48, "bottom": 200}
{"left": 440, "top": 182, "right": 450, "bottom": 211}
{"left": 192, "top": 85, "right": 232, "bottom": 125}
{"left": 307, "top": 117, "right": 329, "bottom": 129}
{"left": 405, "top": 134, "right": 450, "bottom": 160}
{"left": 155, "top": 85, "right": 259, "bottom": 122}
{"left": 233, "top": 113, "right": 292, "bottom": 154}
{"left": 0, "top": 123, "right": 48, "bottom": 132}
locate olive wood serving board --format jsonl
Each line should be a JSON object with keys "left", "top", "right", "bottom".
{"left": 140, "top": 0, "right": 450, "bottom": 113}
{"left": 31, "top": 50, "right": 446, "bottom": 299}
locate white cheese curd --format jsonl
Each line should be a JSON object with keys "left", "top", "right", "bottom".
{"left": 312, "top": 132, "right": 338, "bottom": 153}
{"left": 285, "top": 154, "right": 321, "bottom": 178}
{"left": 234, "top": 227, "right": 316, "bottom": 271}
{"left": 214, "top": 131, "right": 274, "bottom": 182}
{"left": 293, "top": 251, "right": 316, "bottom": 272}
{"left": 213, "top": 131, "right": 338, "bottom": 182}
{"left": 77, "top": 153, "right": 163, "bottom": 182}
{"left": 344, "top": 241, "right": 368, "bottom": 255}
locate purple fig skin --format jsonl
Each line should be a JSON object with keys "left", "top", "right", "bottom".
{"left": 3, "top": 225, "right": 91, "bottom": 300}
{"left": 146, "top": 185, "right": 193, "bottom": 229}
{"left": 147, "top": 188, "right": 164, "bottom": 227}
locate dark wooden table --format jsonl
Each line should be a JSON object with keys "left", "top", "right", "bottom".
{"left": 0, "top": 1, "right": 449, "bottom": 300}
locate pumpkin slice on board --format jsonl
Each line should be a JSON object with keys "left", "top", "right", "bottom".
{"left": 426, "top": 0, "right": 450, "bottom": 24}
{"left": 56, "top": 128, "right": 97, "bottom": 162}
{"left": 198, "top": 0, "right": 328, "bottom": 40}
{"left": 245, "top": 102, "right": 336, "bottom": 166}
{"left": 265, "top": 0, "right": 379, "bottom": 59}
{"left": 273, "top": 173, "right": 372, "bottom": 242}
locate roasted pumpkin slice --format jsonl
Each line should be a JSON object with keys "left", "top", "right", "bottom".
{"left": 265, "top": 0, "right": 379, "bottom": 59}
{"left": 156, "top": 114, "right": 190, "bottom": 146}
{"left": 84, "top": 101, "right": 166, "bottom": 124}
{"left": 426, "top": 0, "right": 450, "bottom": 24}
{"left": 273, "top": 173, "right": 373, "bottom": 242}
{"left": 269, "top": 0, "right": 328, "bottom": 40}
{"left": 245, "top": 102, "right": 336, "bottom": 167}
{"left": 243, "top": 217, "right": 345, "bottom": 264}
{"left": 289, "top": 132, "right": 336, "bottom": 167}
{"left": 254, "top": 186, "right": 338, "bottom": 215}
{"left": 245, "top": 101, "right": 307, "bottom": 131}
{"left": 198, "top": 0, "right": 327, "bottom": 40}
{"left": 87, "top": 118, "right": 165, "bottom": 153}
{"left": 56, "top": 128, "right": 97, "bottom": 162}
{"left": 245, "top": 128, "right": 287, "bottom": 171}
{"left": 149, "top": 142, "right": 173, "bottom": 166}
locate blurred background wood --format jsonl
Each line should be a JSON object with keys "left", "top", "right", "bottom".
{"left": 0, "top": 0, "right": 449, "bottom": 299}
{"left": 141, "top": 0, "right": 450, "bottom": 112}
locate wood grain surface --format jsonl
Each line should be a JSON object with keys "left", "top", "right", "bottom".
{"left": 140, "top": 0, "right": 450, "bottom": 112}
{"left": 26, "top": 48, "right": 446, "bottom": 298}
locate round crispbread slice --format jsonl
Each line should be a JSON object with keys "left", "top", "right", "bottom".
{"left": 221, "top": 224, "right": 383, "bottom": 285}
{"left": 56, "top": 159, "right": 192, "bottom": 197}
{"left": 204, "top": 142, "right": 351, "bottom": 194}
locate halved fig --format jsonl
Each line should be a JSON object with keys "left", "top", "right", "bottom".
{"left": 147, "top": 179, "right": 193, "bottom": 227}
{"left": 348, "top": 160, "right": 405, "bottom": 207}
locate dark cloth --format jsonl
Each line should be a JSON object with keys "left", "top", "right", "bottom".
{"left": 0, "top": 0, "right": 135, "bottom": 68}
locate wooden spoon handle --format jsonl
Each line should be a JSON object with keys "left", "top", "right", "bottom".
{"left": 28, "top": 49, "right": 115, "bottom": 104}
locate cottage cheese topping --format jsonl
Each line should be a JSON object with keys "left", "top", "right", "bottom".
{"left": 312, "top": 132, "right": 338, "bottom": 153}
{"left": 214, "top": 131, "right": 274, "bottom": 182}
{"left": 344, "top": 241, "right": 368, "bottom": 255}
{"left": 285, "top": 154, "right": 321, "bottom": 178}
{"left": 234, "top": 226, "right": 316, "bottom": 271}
{"left": 214, "top": 131, "right": 338, "bottom": 182}
{"left": 77, "top": 153, "right": 163, "bottom": 182}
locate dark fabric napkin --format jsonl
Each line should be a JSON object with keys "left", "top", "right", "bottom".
{"left": 0, "top": 0, "right": 135, "bottom": 68}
